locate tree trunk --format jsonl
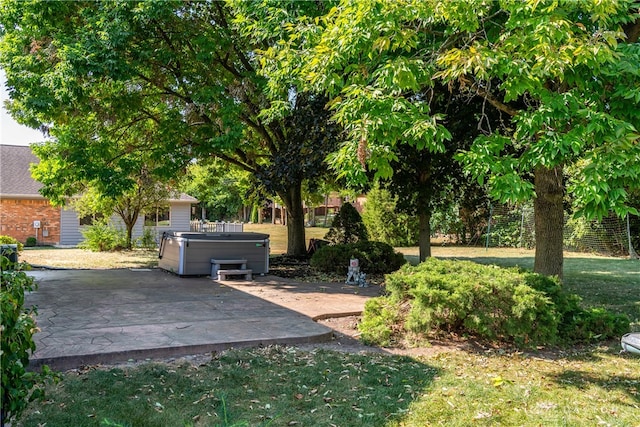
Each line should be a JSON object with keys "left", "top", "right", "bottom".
{"left": 323, "top": 194, "right": 329, "bottom": 227}
{"left": 418, "top": 209, "right": 431, "bottom": 262}
{"left": 278, "top": 182, "right": 307, "bottom": 256}
{"left": 125, "top": 224, "right": 134, "bottom": 250}
{"left": 533, "top": 165, "right": 564, "bottom": 278}
{"left": 272, "top": 202, "right": 276, "bottom": 224}
{"left": 116, "top": 209, "right": 137, "bottom": 250}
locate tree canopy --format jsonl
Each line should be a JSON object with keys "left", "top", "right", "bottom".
{"left": 0, "top": 0, "right": 340, "bottom": 256}
{"left": 3, "top": 0, "right": 640, "bottom": 274}
{"left": 250, "top": 0, "right": 640, "bottom": 276}
{"left": 183, "top": 159, "right": 252, "bottom": 222}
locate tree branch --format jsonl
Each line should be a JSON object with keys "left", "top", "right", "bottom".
{"left": 214, "top": 151, "right": 257, "bottom": 174}
{"left": 461, "top": 76, "right": 519, "bottom": 116}
{"left": 624, "top": 17, "right": 640, "bottom": 43}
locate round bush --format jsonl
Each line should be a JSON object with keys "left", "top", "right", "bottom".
{"left": 359, "top": 258, "right": 629, "bottom": 348}
{"left": 310, "top": 241, "right": 406, "bottom": 275}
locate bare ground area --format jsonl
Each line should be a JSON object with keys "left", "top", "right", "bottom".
{"left": 19, "top": 247, "right": 159, "bottom": 269}
{"left": 310, "top": 315, "right": 473, "bottom": 357}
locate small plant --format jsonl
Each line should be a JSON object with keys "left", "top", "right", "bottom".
{"left": 25, "top": 236, "right": 37, "bottom": 247}
{"left": 323, "top": 203, "right": 368, "bottom": 244}
{"left": 1, "top": 257, "right": 55, "bottom": 426}
{"left": 359, "top": 297, "right": 402, "bottom": 346}
{"left": 136, "top": 227, "right": 158, "bottom": 249}
{"left": 0, "top": 235, "right": 24, "bottom": 252}
{"left": 79, "top": 220, "right": 127, "bottom": 252}
{"left": 311, "top": 240, "right": 406, "bottom": 275}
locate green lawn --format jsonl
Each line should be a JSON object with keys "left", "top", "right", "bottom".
{"left": 18, "top": 344, "right": 640, "bottom": 426}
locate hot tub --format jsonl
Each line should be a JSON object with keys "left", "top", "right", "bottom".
{"left": 158, "top": 231, "right": 269, "bottom": 276}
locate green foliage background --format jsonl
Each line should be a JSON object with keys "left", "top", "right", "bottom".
{"left": 361, "top": 184, "right": 418, "bottom": 247}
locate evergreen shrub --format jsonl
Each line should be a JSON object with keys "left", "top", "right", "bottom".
{"left": 361, "top": 184, "right": 418, "bottom": 247}
{"left": 324, "top": 203, "right": 368, "bottom": 244}
{"left": 310, "top": 241, "right": 406, "bottom": 275}
{"left": 360, "top": 258, "right": 629, "bottom": 348}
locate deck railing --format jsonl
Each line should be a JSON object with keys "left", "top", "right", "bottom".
{"left": 190, "top": 221, "right": 244, "bottom": 233}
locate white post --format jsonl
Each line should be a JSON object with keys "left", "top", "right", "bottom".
{"left": 627, "top": 213, "right": 638, "bottom": 259}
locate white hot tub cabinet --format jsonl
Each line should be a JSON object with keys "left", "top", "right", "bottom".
{"left": 158, "top": 231, "right": 269, "bottom": 276}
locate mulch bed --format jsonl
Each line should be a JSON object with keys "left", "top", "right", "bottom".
{"left": 268, "top": 255, "right": 317, "bottom": 279}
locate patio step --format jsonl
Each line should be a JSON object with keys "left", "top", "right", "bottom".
{"left": 217, "top": 269, "right": 253, "bottom": 281}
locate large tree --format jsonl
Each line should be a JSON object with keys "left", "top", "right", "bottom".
{"left": 254, "top": 0, "right": 640, "bottom": 277}
{"left": 183, "top": 159, "right": 252, "bottom": 222}
{"left": 28, "top": 112, "right": 176, "bottom": 250}
{"left": 435, "top": 1, "right": 640, "bottom": 277}
{"left": 379, "top": 84, "right": 506, "bottom": 261}
{"left": 0, "top": 0, "right": 339, "bottom": 256}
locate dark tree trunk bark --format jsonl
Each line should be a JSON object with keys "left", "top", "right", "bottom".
{"left": 278, "top": 182, "right": 307, "bottom": 257}
{"left": 118, "top": 210, "right": 138, "bottom": 250}
{"left": 125, "top": 224, "right": 133, "bottom": 250}
{"left": 418, "top": 210, "right": 431, "bottom": 262}
{"left": 533, "top": 165, "right": 564, "bottom": 278}
{"left": 416, "top": 167, "right": 432, "bottom": 262}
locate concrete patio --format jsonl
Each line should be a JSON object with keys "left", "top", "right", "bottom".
{"left": 25, "top": 268, "right": 380, "bottom": 370}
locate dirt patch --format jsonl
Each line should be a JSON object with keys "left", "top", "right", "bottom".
{"left": 268, "top": 255, "right": 317, "bottom": 279}
{"left": 20, "top": 248, "right": 158, "bottom": 269}
{"left": 300, "top": 315, "right": 473, "bottom": 358}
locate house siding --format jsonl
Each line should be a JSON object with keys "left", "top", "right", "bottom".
{"left": 61, "top": 210, "right": 148, "bottom": 246}
{"left": 59, "top": 204, "right": 193, "bottom": 246}
{"left": 59, "top": 208, "right": 83, "bottom": 245}
{"left": 110, "top": 214, "right": 145, "bottom": 241}
{"left": 153, "top": 203, "right": 192, "bottom": 239}
{"left": 0, "top": 198, "right": 61, "bottom": 245}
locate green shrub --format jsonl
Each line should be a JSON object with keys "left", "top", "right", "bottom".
{"left": 324, "top": 203, "right": 368, "bottom": 244}
{"left": 360, "top": 258, "right": 629, "bottom": 348}
{"left": 523, "top": 271, "right": 629, "bottom": 342}
{"left": 359, "top": 298, "right": 402, "bottom": 347}
{"left": 0, "top": 235, "right": 24, "bottom": 252}
{"left": 1, "top": 260, "right": 55, "bottom": 425}
{"left": 79, "top": 220, "right": 127, "bottom": 252}
{"left": 361, "top": 184, "right": 418, "bottom": 247}
{"left": 310, "top": 241, "right": 406, "bottom": 275}
{"left": 135, "top": 227, "right": 158, "bottom": 249}
{"left": 25, "top": 236, "right": 37, "bottom": 247}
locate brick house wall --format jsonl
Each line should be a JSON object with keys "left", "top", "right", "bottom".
{"left": 0, "top": 198, "right": 61, "bottom": 245}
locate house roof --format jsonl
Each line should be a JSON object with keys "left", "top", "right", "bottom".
{"left": 0, "top": 144, "right": 44, "bottom": 198}
{"left": 169, "top": 193, "right": 198, "bottom": 203}
{"left": 0, "top": 144, "right": 198, "bottom": 203}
